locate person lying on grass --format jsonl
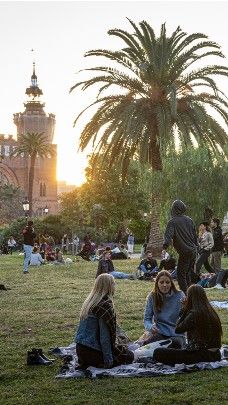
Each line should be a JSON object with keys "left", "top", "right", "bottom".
{"left": 153, "top": 284, "right": 222, "bottom": 365}
{"left": 137, "top": 270, "right": 185, "bottom": 348}
{"left": 75, "top": 273, "right": 134, "bottom": 369}
{"left": 96, "top": 250, "right": 136, "bottom": 279}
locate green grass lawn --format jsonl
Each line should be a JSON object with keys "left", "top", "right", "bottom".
{"left": 0, "top": 255, "right": 228, "bottom": 405}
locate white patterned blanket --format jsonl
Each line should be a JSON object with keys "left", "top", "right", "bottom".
{"left": 51, "top": 344, "right": 228, "bottom": 379}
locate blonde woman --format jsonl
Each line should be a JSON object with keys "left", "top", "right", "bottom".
{"left": 75, "top": 274, "right": 134, "bottom": 369}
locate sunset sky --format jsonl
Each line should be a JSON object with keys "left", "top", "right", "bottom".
{"left": 0, "top": 1, "right": 228, "bottom": 185}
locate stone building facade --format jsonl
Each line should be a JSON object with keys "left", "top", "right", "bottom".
{"left": 0, "top": 63, "right": 58, "bottom": 216}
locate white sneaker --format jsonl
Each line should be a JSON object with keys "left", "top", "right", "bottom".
{"left": 214, "top": 284, "right": 224, "bottom": 289}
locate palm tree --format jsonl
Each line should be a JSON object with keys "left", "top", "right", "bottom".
{"left": 70, "top": 20, "right": 228, "bottom": 253}
{"left": 10, "top": 132, "right": 56, "bottom": 216}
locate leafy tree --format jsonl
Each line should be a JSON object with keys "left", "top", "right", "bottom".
{"left": 10, "top": 132, "right": 56, "bottom": 216}
{"left": 58, "top": 155, "right": 150, "bottom": 242}
{"left": 71, "top": 20, "right": 228, "bottom": 253}
{"left": 150, "top": 148, "right": 228, "bottom": 229}
{"left": 59, "top": 189, "right": 86, "bottom": 235}
{"left": 79, "top": 155, "right": 150, "bottom": 240}
{"left": 0, "top": 217, "right": 29, "bottom": 248}
{"left": 0, "top": 214, "right": 67, "bottom": 247}
{"left": 0, "top": 184, "right": 24, "bottom": 224}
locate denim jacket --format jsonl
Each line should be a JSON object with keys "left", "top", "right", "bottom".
{"left": 75, "top": 314, "right": 113, "bottom": 367}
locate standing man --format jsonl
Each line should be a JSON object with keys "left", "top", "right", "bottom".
{"left": 127, "top": 233, "right": 135, "bottom": 255}
{"left": 22, "top": 220, "right": 36, "bottom": 274}
{"left": 163, "top": 200, "right": 198, "bottom": 293}
{"left": 211, "top": 218, "right": 224, "bottom": 273}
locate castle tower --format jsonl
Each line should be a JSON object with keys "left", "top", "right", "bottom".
{"left": 11, "top": 63, "right": 58, "bottom": 216}
{"left": 13, "top": 62, "right": 55, "bottom": 142}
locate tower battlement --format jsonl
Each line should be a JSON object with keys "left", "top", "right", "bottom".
{"left": 0, "top": 134, "right": 16, "bottom": 142}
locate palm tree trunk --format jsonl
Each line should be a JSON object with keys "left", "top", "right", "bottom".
{"left": 147, "top": 195, "right": 164, "bottom": 257}
{"left": 28, "top": 153, "right": 36, "bottom": 216}
{"left": 147, "top": 126, "right": 164, "bottom": 257}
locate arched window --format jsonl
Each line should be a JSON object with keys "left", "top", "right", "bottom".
{"left": 40, "top": 182, "right": 47, "bottom": 197}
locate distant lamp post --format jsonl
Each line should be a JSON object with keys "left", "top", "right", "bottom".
{"left": 44, "top": 205, "right": 49, "bottom": 215}
{"left": 23, "top": 199, "right": 30, "bottom": 217}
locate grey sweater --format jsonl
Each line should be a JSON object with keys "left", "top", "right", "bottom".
{"left": 198, "top": 231, "right": 214, "bottom": 251}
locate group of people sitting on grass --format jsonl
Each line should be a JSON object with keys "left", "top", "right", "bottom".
{"left": 75, "top": 272, "right": 222, "bottom": 369}
{"left": 95, "top": 247, "right": 228, "bottom": 289}
{"left": 30, "top": 246, "right": 65, "bottom": 266}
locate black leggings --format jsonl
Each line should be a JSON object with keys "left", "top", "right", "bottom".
{"left": 76, "top": 343, "right": 133, "bottom": 368}
{"left": 196, "top": 250, "right": 213, "bottom": 274}
{"left": 153, "top": 347, "right": 221, "bottom": 365}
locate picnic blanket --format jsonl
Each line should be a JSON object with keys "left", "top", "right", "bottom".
{"left": 210, "top": 301, "right": 228, "bottom": 310}
{"left": 51, "top": 344, "right": 228, "bottom": 379}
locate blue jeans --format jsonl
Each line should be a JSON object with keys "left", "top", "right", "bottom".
{"left": 140, "top": 264, "right": 158, "bottom": 275}
{"left": 110, "top": 271, "right": 130, "bottom": 279}
{"left": 23, "top": 244, "right": 33, "bottom": 273}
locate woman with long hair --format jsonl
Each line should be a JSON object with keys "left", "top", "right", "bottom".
{"left": 196, "top": 222, "right": 214, "bottom": 274}
{"left": 75, "top": 273, "right": 133, "bottom": 368}
{"left": 138, "top": 270, "right": 185, "bottom": 347}
{"left": 153, "top": 284, "right": 222, "bottom": 365}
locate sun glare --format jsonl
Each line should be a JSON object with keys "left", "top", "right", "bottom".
{"left": 57, "top": 149, "right": 87, "bottom": 186}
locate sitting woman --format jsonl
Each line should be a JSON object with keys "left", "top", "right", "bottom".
{"left": 46, "top": 244, "right": 55, "bottom": 262}
{"left": 138, "top": 270, "right": 185, "bottom": 347}
{"left": 153, "top": 284, "right": 222, "bottom": 365}
{"left": 75, "top": 273, "right": 134, "bottom": 369}
{"left": 30, "top": 247, "right": 45, "bottom": 266}
{"left": 54, "top": 248, "right": 65, "bottom": 264}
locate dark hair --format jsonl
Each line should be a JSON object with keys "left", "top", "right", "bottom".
{"left": 33, "top": 247, "right": 38, "bottom": 253}
{"left": 184, "top": 285, "right": 222, "bottom": 342}
{"left": 55, "top": 248, "right": 60, "bottom": 253}
{"left": 145, "top": 250, "right": 152, "bottom": 255}
{"left": 103, "top": 249, "right": 111, "bottom": 256}
{"left": 199, "top": 221, "right": 211, "bottom": 232}
{"left": 105, "top": 246, "right": 111, "bottom": 252}
{"left": 28, "top": 220, "right": 33, "bottom": 226}
{"left": 152, "top": 270, "right": 178, "bottom": 312}
{"left": 212, "top": 218, "right": 220, "bottom": 227}
{"left": 120, "top": 244, "right": 125, "bottom": 249}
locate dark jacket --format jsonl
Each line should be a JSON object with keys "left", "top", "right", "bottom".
{"left": 96, "top": 259, "right": 115, "bottom": 278}
{"left": 163, "top": 200, "right": 197, "bottom": 254}
{"left": 138, "top": 258, "right": 158, "bottom": 272}
{"left": 175, "top": 310, "right": 221, "bottom": 350}
{"left": 23, "top": 226, "right": 36, "bottom": 246}
{"left": 212, "top": 227, "right": 224, "bottom": 252}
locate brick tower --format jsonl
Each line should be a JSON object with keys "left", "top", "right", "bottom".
{"left": 12, "top": 63, "right": 58, "bottom": 215}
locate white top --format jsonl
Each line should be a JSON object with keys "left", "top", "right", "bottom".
{"left": 30, "top": 253, "right": 44, "bottom": 266}
{"left": 112, "top": 247, "right": 121, "bottom": 253}
{"left": 161, "top": 251, "right": 170, "bottom": 260}
{"left": 198, "top": 231, "right": 214, "bottom": 251}
{"left": 8, "top": 239, "right": 16, "bottom": 247}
